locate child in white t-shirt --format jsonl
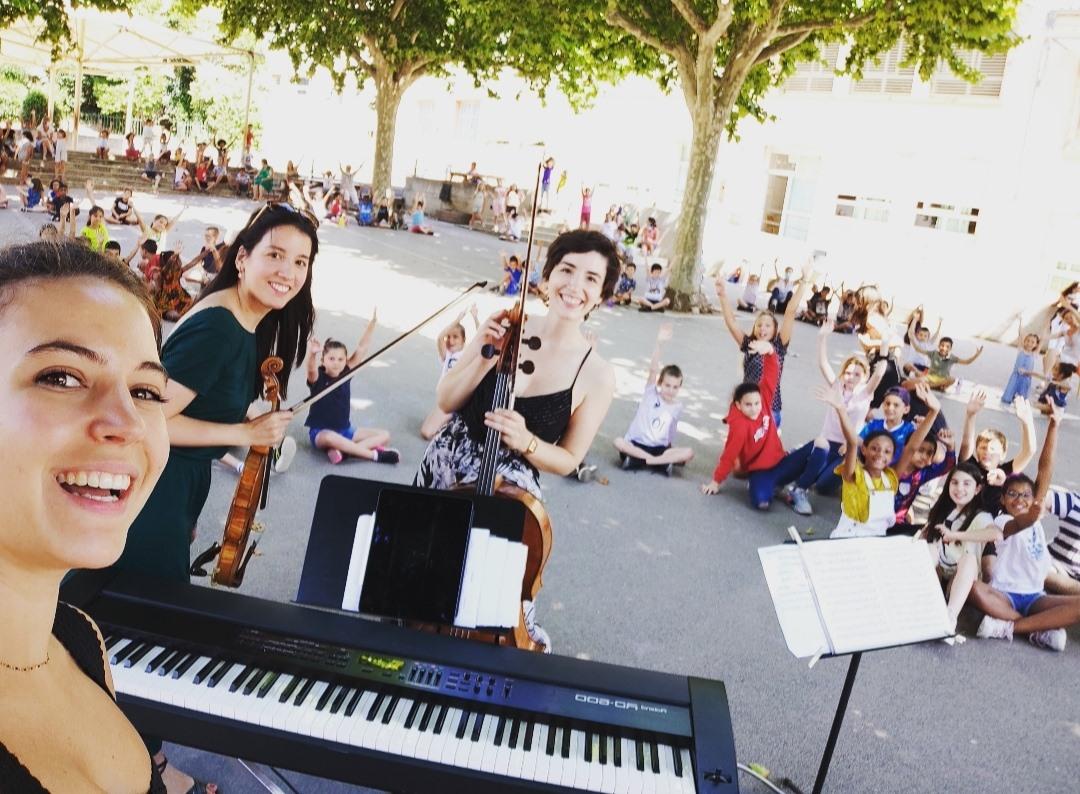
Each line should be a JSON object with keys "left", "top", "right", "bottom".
{"left": 973, "top": 403, "right": 1080, "bottom": 651}
{"left": 613, "top": 324, "right": 694, "bottom": 475}
{"left": 420, "top": 305, "right": 479, "bottom": 439}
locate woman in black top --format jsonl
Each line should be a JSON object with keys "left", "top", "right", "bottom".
{"left": 0, "top": 242, "right": 169, "bottom": 792}
{"left": 416, "top": 230, "right": 620, "bottom": 499}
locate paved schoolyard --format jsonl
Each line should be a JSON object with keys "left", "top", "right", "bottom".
{"left": 3, "top": 193, "right": 1078, "bottom": 793}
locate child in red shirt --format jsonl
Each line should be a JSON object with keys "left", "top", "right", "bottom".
{"left": 701, "top": 350, "right": 785, "bottom": 508}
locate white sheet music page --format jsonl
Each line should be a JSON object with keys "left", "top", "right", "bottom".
{"left": 454, "top": 528, "right": 490, "bottom": 629}
{"left": 801, "top": 537, "right": 952, "bottom": 655}
{"left": 340, "top": 514, "right": 375, "bottom": 612}
{"left": 758, "top": 544, "right": 830, "bottom": 658}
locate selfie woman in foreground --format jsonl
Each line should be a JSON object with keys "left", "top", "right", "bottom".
{"left": 0, "top": 242, "right": 169, "bottom": 792}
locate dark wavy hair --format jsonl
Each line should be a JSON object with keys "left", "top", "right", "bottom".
{"left": 925, "top": 462, "right": 986, "bottom": 543}
{"left": 0, "top": 241, "right": 160, "bottom": 347}
{"left": 198, "top": 205, "right": 318, "bottom": 399}
{"left": 541, "top": 229, "right": 621, "bottom": 300}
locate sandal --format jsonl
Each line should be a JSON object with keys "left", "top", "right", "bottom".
{"left": 154, "top": 755, "right": 221, "bottom": 794}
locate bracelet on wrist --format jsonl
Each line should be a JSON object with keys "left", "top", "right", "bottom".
{"left": 523, "top": 435, "right": 538, "bottom": 456}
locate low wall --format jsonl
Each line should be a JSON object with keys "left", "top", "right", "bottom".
{"left": 405, "top": 175, "right": 534, "bottom": 222}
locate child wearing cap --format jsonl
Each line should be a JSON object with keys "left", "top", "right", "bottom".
{"left": 859, "top": 386, "right": 917, "bottom": 465}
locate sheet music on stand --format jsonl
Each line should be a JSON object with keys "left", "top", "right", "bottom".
{"left": 758, "top": 533, "right": 953, "bottom": 660}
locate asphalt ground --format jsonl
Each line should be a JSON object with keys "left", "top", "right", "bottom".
{"left": 3, "top": 195, "right": 1078, "bottom": 793}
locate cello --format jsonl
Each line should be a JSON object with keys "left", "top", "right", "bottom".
{"left": 424, "top": 162, "right": 554, "bottom": 653}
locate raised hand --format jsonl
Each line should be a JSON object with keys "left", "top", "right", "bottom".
{"left": 1049, "top": 400, "right": 1065, "bottom": 425}
{"left": 657, "top": 322, "right": 673, "bottom": 344}
{"left": 937, "top": 427, "right": 955, "bottom": 449}
{"left": 916, "top": 381, "right": 940, "bottom": 411}
{"left": 714, "top": 276, "right": 727, "bottom": 299}
{"left": 814, "top": 384, "right": 844, "bottom": 409}
{"left": 1014, "top": 396, "right": 1034, "bottom": 424}
{"left": 307, "top": 337, "right": 322, "bottom": 356}
{"left": 966, "top": 388, "right": 987, "bottom": 417}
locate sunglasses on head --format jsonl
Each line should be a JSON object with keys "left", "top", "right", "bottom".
{"left": 249, "top": 201, "right": 320, "bottom": 230}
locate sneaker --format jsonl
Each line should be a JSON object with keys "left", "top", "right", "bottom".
{"left": 327, "top": 449, "right": 344, "bottom": 465}
{"left": 576, "top": 464, "right": 597, "bottom": 483}
{"left": 374, "top": 447, "right": 400, "bottom": 464}
{"left": 976, "top": 615, "right": 1014, "bottom": 641}
{"left": 273, "top": 436, "right": 297, "bottom": 473}
{"left": 662, "top": 463, "right": 674, "bottom": 477}
{"left": 1028, "top": 628, "right": 1066, "bottom": 652}
{"left": 620, "top": 455, "right": 644, "bottom": 471}
{"left": 790, "top": 487, "right": 813, "bottom": 516}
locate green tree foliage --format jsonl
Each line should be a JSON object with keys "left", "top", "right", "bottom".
{"left": 90, "top": 71, "right": 170, "bottom": 119}
{"left": 548, "top": 0, "right": 1022, "bottom": 308}
{"left": 0, "top": 0, "right": 132, "bottom": 51}
{"left": 0, "top": 67, "right": 35, "bottom": 120}
{"left": 202, "top": 0, "right": 517, "bottom": 197}
{"left": 21, "top": 90, "right": 48, "bottom": 123}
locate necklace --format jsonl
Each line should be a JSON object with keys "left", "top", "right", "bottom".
{"left": 0, "top": 652, "right": 49, "bottom": 673}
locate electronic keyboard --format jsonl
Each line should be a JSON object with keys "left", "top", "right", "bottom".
{"left": 62, "top": 570, "right": 739, "bottom": 793}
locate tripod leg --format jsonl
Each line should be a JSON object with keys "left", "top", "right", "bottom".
{"left": 812, "top": 652, "right": 862, "bottom": 794}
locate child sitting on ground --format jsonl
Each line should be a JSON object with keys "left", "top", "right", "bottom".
{"left": 304, "top": 315, "right": 399, "bottom": 464}
{"left": 700, "top": 347, "right": 784, "bottom": 507}
{"left": 891, "top": 386, "right": 956, "bottom": 535}
{"left": 859, "top": 386, "right": 915, "bottom": 465}
{"left": 736, "top": 273, "right": 761, "bottom": 312}
{"left": 959, "top": 388, "right": 1037, "bottom": 513}
{"left": 420, "top": 305, "right": 480, "bottom": 439}
{"left": 909, "top": 334, "right": 983, "bottom": 391}
{"left": 973, "top": 403, "right": 1080, "bottom": 651}
{"left": 410, "top": 199, "right": 434, "bottom": 235}
{"left": 18, "top": 177, "right": 44, "bottom": 212}
{"left": 125, "top": 238, "right": 159, "bottom": 283}
{"left": 613, "top": 323, "right": 694, "bottom": 475}
{"left": 79, "top": 206, "right": 110, "bottom": 254}
{"left": 108, "top": 188, "right": 137, "bottom": 225}
{"left": 833, "top": 289, "right": 858, "bottom": 333}
{"left": 636, "top": 262, "right": 670, "bottom": 312}
{"left": 1031, "top": 362, "right": 1076, "bottom": 416}
{"left": 819, "top": 381, "right": 899, "bottom": 538}
{"left": 496, "top": 253, "right": 524, "bottom": 296}
{"left": 612, "top": 262, "right": 636, "bottom": 305}
{"left": 921, "top": 462, "right": 1000, "bottom": 629}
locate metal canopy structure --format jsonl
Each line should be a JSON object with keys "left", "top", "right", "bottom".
{"left": 0, "top": 10, "right": 256, "bottom": 149}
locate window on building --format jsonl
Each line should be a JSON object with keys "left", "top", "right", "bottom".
{"left": 453, "top": 100, "right": 481, "bottom": 140}
{"left": 931, "top": 51, "right": 1007, "bottom": 98}
{"left": 853, "top": 41, "right": 915, "bottom": 95}
{"left": 835, "top": 194, "right": 890, "bottom": 222}
{"left": 1050, "top": 261, "right": 1080, "bottom": 295}
{"left": 913, "top": 201, "right": 980, "bottom": 235}
{"left": 760, "top": 153, "right": 820, "bottom": 241}
{"left": 782, "top": 43, "right": 841, "bottom": 93}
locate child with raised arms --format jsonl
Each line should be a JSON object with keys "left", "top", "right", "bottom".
{"left": 891, "top": 384, "right": 956, "bottom": 534}
{"left": 614, "top": 323, "right": 694, "bottom": 475}
{"left": 818, "top": 383, "right": 899, "bottom": 538}
{"left": 714, "top": 261, "right": 815, "bottom": 428}
{"left": 959, "top": 388, "right": 1036, "bottom": 512}
{"left": 973, "top": 403, "right": 1080, "bottom": 650}
{"left": 700, "top": 347, "right": 783, "bottom": 507}
{"left": 1000, "top": 312, "right": 1042, "bottom": 406}
{"left": 420, "top": 305, "right": 480, "bottom": 440}
{"left": 305, "top": 313, "right": 399, "bottom": 464}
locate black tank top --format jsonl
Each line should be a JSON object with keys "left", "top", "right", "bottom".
{"left": 461, "top": 348, "right": 593, "bottom": 445}
{"left": 0, "top": 603, "right": 166, "bottom": 793}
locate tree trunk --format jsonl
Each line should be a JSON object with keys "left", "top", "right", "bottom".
{"left": 372, "top": 77, "right": 405, "bottom": 200}
{"left": 667, "top": 102, "right": 726, "bottom": 311}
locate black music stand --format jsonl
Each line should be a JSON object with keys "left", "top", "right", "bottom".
{"left": 296, "top": 475, "right": 527, "bottom": 627}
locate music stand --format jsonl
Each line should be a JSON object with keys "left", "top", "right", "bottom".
{"left": 296, "top": 475, "right": 526, "bottom": 628}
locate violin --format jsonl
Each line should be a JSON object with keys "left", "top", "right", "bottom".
{"left": 211, "top": 356, "right": 283, "bottom": 587}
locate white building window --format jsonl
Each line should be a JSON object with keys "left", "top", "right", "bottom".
{"left": 835, "top": 194, "right": 890, "bottom": 222}
{"left": 1050, "top": 261, "right": 1080, "bottom": 294}
{"left": 760, "top": 153, "right": 820, "bottom": 241}
{"left": 913, "top": 201, "right": 980, "bottom": 235}
{"left": 931, "top": 51, "right": 1007, "bottom": 98}
{"left": 453, "top": 100, "right": 480, "bottom": 141}
{"left": 782, "top": 43, "right": 841, "bottom": 93}
{"left": 853, "top": 41, "right": 915, "bottom": 95}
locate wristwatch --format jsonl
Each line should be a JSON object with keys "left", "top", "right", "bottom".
{"left": 523, "top": 435, "right": 539, "bottom": 456}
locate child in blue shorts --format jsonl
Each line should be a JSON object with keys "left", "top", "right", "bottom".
{"left": 304, "top": 313, "right": 399, "bottom": 464}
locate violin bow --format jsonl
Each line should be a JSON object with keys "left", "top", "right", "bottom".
{"left": 286, "top": 280, "right": 488, "bottom": 415}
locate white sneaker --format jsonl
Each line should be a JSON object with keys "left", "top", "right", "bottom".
{"left": 274, "top": 436, "right": 297, "bottom": 474}
{"left": 1028, "top": 629, "right": 1066, "bottom": 652}
{"left": 977, "top": 616, "right": 1014, "bottom": 641}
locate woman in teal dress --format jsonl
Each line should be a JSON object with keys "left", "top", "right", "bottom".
{"left": 115, "top": 203, "right": 318, "bottom": 787}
